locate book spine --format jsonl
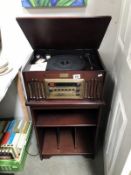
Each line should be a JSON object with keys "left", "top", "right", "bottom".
{"left": 17, "top": 134, "right": 27, "bottom": 149}
{"left": 22, "top": 122, "right": 30, "bottom": 134}
{"left": 1, "top": 132, "right": 10, "bottom": 145}
{"left": 11, "top": 133, "right": 21, "bottom": 147}
{"left": 13, "top": 120, "right": 22, "bottom": 133}
{"left": 13, "top": 120, "right": 18, "bottom": 132}
{"left": 6, "top": 120, "right": 15, "bottom": 132}
{"left": 7, "top": 132, "right": 15, "bottom": 145}
{"left": 3, "top": 121, "right": 11, "bottom": 132}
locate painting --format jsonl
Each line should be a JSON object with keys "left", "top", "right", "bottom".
{"left": 21, "top": 0, "right": 88, "bottom": 8}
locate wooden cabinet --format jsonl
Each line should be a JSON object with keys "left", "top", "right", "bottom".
{"left": 16, "top": 17, "right": 111, "bottom": 160}
{"left": 28, "top": 100, "right": 104, "bottom": 159}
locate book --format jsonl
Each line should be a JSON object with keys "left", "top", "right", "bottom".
{"left": 0, "top": 119, "right": 31, "bottom": 161}
{"left": 22, "top": 121, "right": 30, "bottom": 134}
{"left": 17, "top": 134, "right": 26, "bottom": 149}
{"left": 0, "top": 132, "right": 10, "bottom": 145}
{"left": 7, "top": 132, "right": 15, "bottom": 145}
{"left": 13, "top": 120, "right": 23, "bottom": 133}
{"left": 3, "top": 121, "right": 11, "bottom": 133}
{"left": 6, "top": 120, "right": 16, "bottom": 133}
{"left": 11, "top": 133, "right": 21, "bottom": 147}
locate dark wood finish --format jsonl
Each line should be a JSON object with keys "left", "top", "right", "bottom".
{"left": 30, "top": 104, "right": 101, "bottom": 159}
{"left": 41, "top": 128, "right": 94, "bottom": 156}
{"left": 33, "top": 109, "right": 98, "bottom": 127}
{"left": 23, "top": 71, "right": 105, "bottom": 101}
{"left": 17, "top": 17, "right": 109, "bottom": 159}
{"left": 16, "top": 17, "right": 111, "bottom": 50}
{"left": 56, "top": 128, "right": 60, "bottom": 149}
{"left": 74, "top": 128, "right": 77, "bottom": 149}
{"left": 26, "top": 99, "right": 105, "bottom": 108}
{"left": 35, "top": 127, "right": 44, "bottom": 160}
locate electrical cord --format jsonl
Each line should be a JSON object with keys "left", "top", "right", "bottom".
{"left": 25, "top": 148, "right": 39, "bottom": 157}
{"left": 25, "top": 130, "right": 39, "bottom": 157}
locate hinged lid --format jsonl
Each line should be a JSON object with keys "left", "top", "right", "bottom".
{"left": 16, "top": 16, "right": 111, "bottom": 50}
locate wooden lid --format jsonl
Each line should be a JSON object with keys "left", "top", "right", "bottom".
{"left": 16, "top": 16, "right": 111, "bottom": 50}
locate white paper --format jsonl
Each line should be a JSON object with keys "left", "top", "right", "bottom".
{"left": 29, "top": 62, "right": 47, "bottom": 71}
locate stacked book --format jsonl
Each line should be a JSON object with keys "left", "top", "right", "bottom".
{"left": 0, "top": 119, "right": 31, "bottom": 160}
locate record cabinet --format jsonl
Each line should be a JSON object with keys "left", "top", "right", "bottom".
{"left": 16, "top": 16, "right": 111, "bottom": 159}
{"left": 29, "top": 100, "right": 104, "bottom": 159}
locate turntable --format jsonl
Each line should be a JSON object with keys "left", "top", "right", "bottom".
{"left": 46, "top": 54, "right": 86, "bottom": 71}
{"left": 16, "top": 17, "right": 111, "bottom": 101}
{"left": 16, "top": 17, "right": 111, "bottom": 159}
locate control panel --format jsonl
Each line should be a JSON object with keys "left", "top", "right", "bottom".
{"left": 45, "top": 79, "right": 84, "bottom": 99}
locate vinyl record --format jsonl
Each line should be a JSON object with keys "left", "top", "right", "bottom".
{"left": 46, "top": 55, "right": 86, "bottom": 70}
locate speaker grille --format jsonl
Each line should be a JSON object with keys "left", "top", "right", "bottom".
{"left": 27, "top": 79, "right": 45, "bottom": 100}
{"left": 85, "top": 79, "right": 103, "bottom": 100}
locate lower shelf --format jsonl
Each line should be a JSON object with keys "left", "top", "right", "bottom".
{"left": 37, "top": 127, "right": 95, "bottom": 157}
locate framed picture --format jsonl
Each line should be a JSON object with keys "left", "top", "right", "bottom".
{"left": 21, "top": 0, "right": 88, "bottom": 8}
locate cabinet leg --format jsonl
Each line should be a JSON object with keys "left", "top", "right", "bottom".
{"left": 42, "top": 155, "right": 51, "bottom": 159}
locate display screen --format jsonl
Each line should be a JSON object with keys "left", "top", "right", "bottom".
{"left": 48, "top": 82, "right": 79, "bottom": 87}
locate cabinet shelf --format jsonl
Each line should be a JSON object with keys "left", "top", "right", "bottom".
{"left": 26, "top": 99, "right": 105, "bottom": 108}
{"left": 30, "top": 101, "right": 104, "bottom": 159}
{"left": 34, "top": 109, "right": 98, "bottom": 127}
{"left": 39, "top": 127, "right": 95, "bottom": 157}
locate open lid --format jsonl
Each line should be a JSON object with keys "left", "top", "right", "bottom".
{"left": 16, "top": 16, "right": 111, "bottom": 50}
